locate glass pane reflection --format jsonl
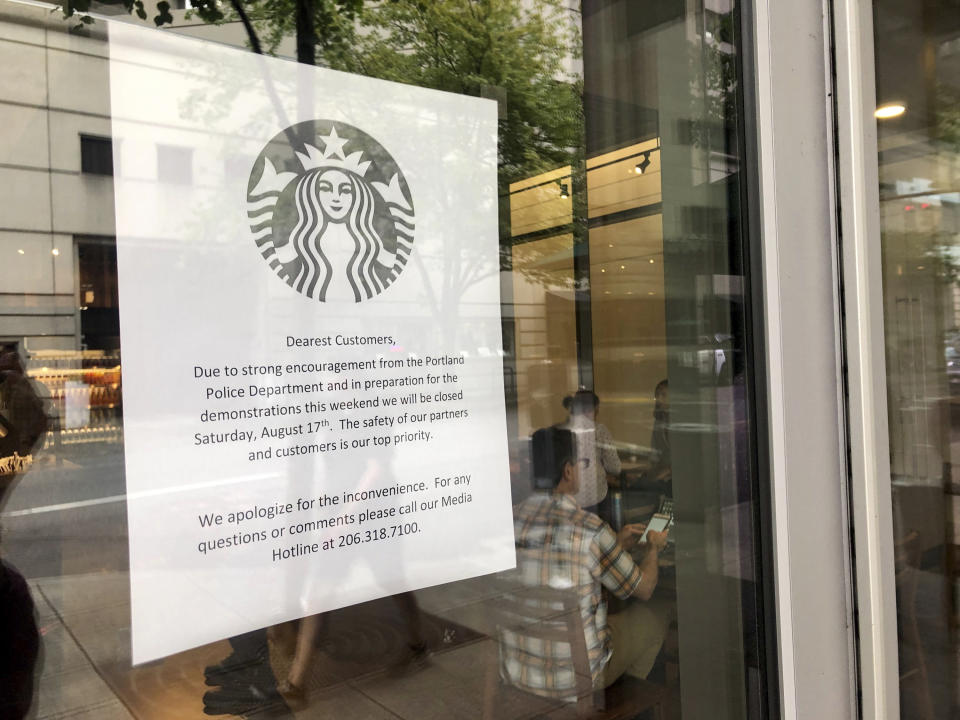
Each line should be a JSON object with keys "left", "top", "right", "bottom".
{"left": 874, "top": 0, "right": 960, "bottom": 717}
{"left": 0, "top": 1, "right": 770, "bottom": 719}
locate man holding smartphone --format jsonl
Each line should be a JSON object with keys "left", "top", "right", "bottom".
{"left": 503, "top": 426, "right": 671, "bottom": 698}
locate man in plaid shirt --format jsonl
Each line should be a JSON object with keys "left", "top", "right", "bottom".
{"left": 501, "top": 426, "right": 670, "bottom": 698}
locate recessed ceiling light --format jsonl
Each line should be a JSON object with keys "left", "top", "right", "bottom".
{"left": 620, "top": 265, "right": 625, "bottom": 270}
{"left": 649, "top": 259, "right": 655, "bottom": 264}
{"left": 51, "top": 248, "right": 60, "bottom": 256}
{"left": 648, "top": 291, "right": 655, "bottom": 296}
{"left": 875, "top": 103, "right": 906, "bottom": 119}
{"left": 17, "top": 249, "right": 25, "bottom": 255}
{"left": 600, "top": 268, "right": 605, "bottom": 273}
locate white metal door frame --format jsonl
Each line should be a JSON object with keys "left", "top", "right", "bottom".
{"left": 831, "top": 0, "right": 901, "bottom": 718}
{"left": 746, "top": 0, "right": 883, "bottom": 716}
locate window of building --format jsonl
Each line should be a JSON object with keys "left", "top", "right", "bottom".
{"left": 77, "top": 236, "right": 120, "bottom": 351}
{"left": 156, "top": 144, "right": 193, "bottom": 185}
{"left": 79, "top": 134, "right": 113, "bottom": 175}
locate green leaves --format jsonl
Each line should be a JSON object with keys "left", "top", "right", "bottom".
{"left": 154, "top": 1, "right": 174, "bottom": 26}
{"left": 326, "top": 0, "right": 582, "bottom": 184}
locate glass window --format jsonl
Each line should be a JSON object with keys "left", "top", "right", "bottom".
{"left": 873, "top": 0, "right": 960, "bottom": 718}
{"left": 80, "top": 134, "right": 114, "bottom": 176}
{"left": 0, "top": 1, "right": 773, "bottom": 719}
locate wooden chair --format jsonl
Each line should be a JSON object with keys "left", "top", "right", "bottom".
{"left": 482, "top": 578, "right": 666, "bottom": 720}
{"left": 895, "top": 530, "right": 935, "bottom": 720}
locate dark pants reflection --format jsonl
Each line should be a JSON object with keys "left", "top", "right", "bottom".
{"left": 0, "top": 560, "right": 40, "bottom": 720}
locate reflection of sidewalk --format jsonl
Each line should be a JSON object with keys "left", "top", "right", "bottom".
{"left": 29, "top": 571, "right": 505, "bottom": 720}
{"left": 30, "top": 574, "right": 135, "bottom": 719}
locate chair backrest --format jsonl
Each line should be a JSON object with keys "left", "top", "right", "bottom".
{"left": 485, "top": 576, "right": 596, "bottom": 712}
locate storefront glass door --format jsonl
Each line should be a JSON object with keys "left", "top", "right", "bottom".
{"left": 0, "top": 1, "right": 774, "bottom": 718}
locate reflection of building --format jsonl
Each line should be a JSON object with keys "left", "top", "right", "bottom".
{"left": 0, "top": 2, "right": 271, "bottom": 358}
{"left": 0, "top": 4, "right": 115, "bottom": 433}
{"left": 0, "top": 2, "right": 267, "bottom": 432}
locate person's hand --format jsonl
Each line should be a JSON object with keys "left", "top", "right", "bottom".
{"left": 617, "top": 523, "right": 646, "bottom": 551}
{"left": 645, "top": 528, "right": 669, "bottom": 552}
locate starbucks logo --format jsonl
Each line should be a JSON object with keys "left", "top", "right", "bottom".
{"left": 247, "top": 120, "right": 415, "bottom": 302}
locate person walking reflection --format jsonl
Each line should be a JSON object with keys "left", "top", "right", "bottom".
{"left": 0, "top": 348, "right": 48, "bottom": 720}
{"left": 271, "top": 440, "right": 428, "bottom": 709}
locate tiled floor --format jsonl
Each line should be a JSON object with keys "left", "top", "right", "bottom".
{"left": 27, "top": 571, "right": 519, "bottom": 720}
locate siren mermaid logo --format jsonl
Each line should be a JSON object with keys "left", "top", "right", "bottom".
{"left": 247, "top": 120, "right": 415, "bottom": 302}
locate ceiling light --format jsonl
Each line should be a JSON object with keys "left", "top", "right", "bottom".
{"left": 649, "top": 259, "right": 655, "bottom": 264}
{"left": 620, "top": 265, "right": 625, "bottom": 270}
{"left": 600, "top": 268, "right": 605, "bottom": 273}
{"left": 648, "top": 291, "right": 655, "bottom": 296}
{"left": 875, "top": 103, "right": 905, "bottom": 119}
{"left": 51, "top": 248, "right": 60, "bottom": 256}
{"left": 17, "top": 249, "right": 24, "bottom": 255}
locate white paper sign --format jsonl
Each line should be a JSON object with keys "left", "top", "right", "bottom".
{"left": 108, "top": 22, "right": 513, "bottom": 664}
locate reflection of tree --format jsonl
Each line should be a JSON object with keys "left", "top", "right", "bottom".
{"left": 321, "top": 0, "right": 585, "bottom": 339}
{"left": 688, "top": 10, "right": 737, "bottom": 153}
{"left": 325, "top": 1, "right": 582, "bottom": 186}
{"left": 67, "top": 0, "right": 586, "bottom": 345}
{"left": 936, "top": 82, "right": 960, "bottom": 150}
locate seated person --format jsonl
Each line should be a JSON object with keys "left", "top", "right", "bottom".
{"left": 502, "top": 426, "right": 670, "bottom": 700}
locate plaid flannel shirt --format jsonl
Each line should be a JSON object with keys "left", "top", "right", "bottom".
{"left": 501, "top": 492, "right": 642, "bottom": 697}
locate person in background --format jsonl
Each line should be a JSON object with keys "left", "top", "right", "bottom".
{"left": 647, "top": 380, "right": 671, "bottom": 496}
{"left": 559, "top": 389, "right": 621, "bottom": 518}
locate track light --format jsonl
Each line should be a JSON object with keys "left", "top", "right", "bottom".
{"left": 634, "top": 152, "right": 651, "bottom": 175}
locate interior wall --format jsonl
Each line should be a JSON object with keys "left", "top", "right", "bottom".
{"left": 589, "top": 214, "right": 667, "bottom": 452}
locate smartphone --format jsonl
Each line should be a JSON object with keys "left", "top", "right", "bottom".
{"left": 641, "top": 513, "right": 671, "bottom": 543}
